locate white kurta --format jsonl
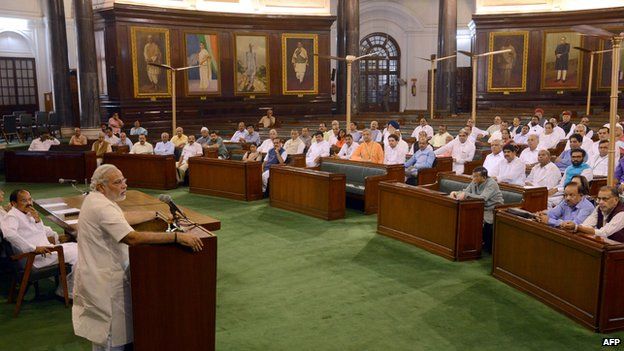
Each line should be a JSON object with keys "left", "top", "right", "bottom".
{"left": 492, "top": 157, "right": 526, "bottom": 186}
{"left": 528, "top": 124, "right": 544, "bottom": 136}
{"left": 589, "top": 154, "right": 610, "bottom": 177}
{"left": 28, "top": 138, "right": 60, "bottom": 151}
{"left": 230, "top": 130, "right": 248, "bottom": 142}
{"left": 525, "top": 162, "right": 561, "bottom": 188}
{"left": 537, "top": 132, "right": 560, "bottom": 150}
{"left": 258, "top": 138, "right": 275, "bottom": 153}
{"left": 283, "top": 138, "right": 305, "bottom": 155}
{"left": 180, "top": 143, "right": 203, "bottom": 162}
{"left": 411, "top": 125, "right": 434, "bottom": 139}
{"left": 564, "top": 136, "right": 593, "bottom": 154}
{"left": 105, "top": 135, "right": 120, "bottom": 145}
{"left": 338, "top": 142, "right": 359, "bottom": 159}
{"left": 553, "top": 126, "right": 566, "bottom": 141}
{"left": 519, "top": 147, "right": 540, "bottom": 165}
{"left": 434, "top": 139, "right": 476, "bottom": 175}
{"left": 482, "top": 152, "right": 504, "bottom": 174}
{"left": 306, "top": 140, "right": 330, "bottom": 167}
{"left": 129, "top": 142, "right": 154, "bottom": 155}
{"left": 198, "top": 48, "right": 211, "bottom": 90}
{"left": 73, "top": 192, "right": 135, "bottom": 347}
{"left": 513, "top": 133, "right": 529, "bottom": 144}
{"left": 384, "top": 145, "right": 408, "bottom": 165}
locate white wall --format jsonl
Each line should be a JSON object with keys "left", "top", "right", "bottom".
{"left": 476, "top": 0, "right": 624, "bottom": 14}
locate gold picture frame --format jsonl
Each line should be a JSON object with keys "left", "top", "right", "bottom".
{"left": 540, "top": 30, "right": 583, "bottom": 91}
{"left": 281, "top": 33, "right": 318, "bottom": 95}
{"left": 487, "top": 31, "right": 528, "bottom": 93}
{"left": 596, "top": 28, "right": 624, "bottom": 91}
{"left": 183, "top": 31, "right": 221, "bottom": 96}
{"left": 130, "top": 26, "right": 171, "bottom": 98}
{"left": 233, "top": 33, "right": 270, "bottom": 95}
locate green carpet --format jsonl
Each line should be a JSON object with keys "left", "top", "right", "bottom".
{"left": 0, "top": 182, "right": 619, "bottom": 350}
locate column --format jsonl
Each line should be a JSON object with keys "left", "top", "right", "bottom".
{"left": 435, "top": 0, "right": 457, "bottom": 114}
{"left": 74, "top": 0, "right": 101, "bottom": 129}
{"left": 45, "top": 0, "right": 73, "bottom": 128}
{"left": 336, "top": 0, "right": 346, "bottom": 114}
{"left": 345, "top": 0, "right": 360, "bottom": 116}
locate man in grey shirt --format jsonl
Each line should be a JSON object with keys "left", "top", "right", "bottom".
{"left": 450, "top": 166, "right": 503, "bottom": 253}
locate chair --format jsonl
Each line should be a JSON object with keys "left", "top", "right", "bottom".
{"left": 17, "top": 114, "right": 34, "bottom": 140}
{"left": 2, "top": 115, "right": 22, "bottom": 144}
{"left": 47, "top": 112, "right": 60, "bottom": 137}
{"left": 1, "top": 232, "right": 70, "bottom": 317}
{"left": 34, "top": 111, "right": 49, "bottom": 135}
{"left": 12, "top": 111, "right": 26, "bottom": 117}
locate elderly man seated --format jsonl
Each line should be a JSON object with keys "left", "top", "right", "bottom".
{"left": 28, "top": 132, "right": 60, "bottom": 151}
{"left": 118, "top": 132, "right": 133, "bottom": 149}
{"left": 526, "top": 149, "right": 561, "bottom": 189}
{"left": 129, "top": 120, "right": 147, "bottom": 136}
{"left": 535, "top": 182, "right": 594, "bottom": 228}
{"left": 129, "top": 134, "right": 154, "bottom": 155}
{"left": 91, "top": 132, "right": 112, "bottom": 166}
{"left": 69, "top": 128, "right": 87, "bottom": 146}
{"left": 490, "top": 144, "right": 526, "bottom": 186}
{"left": 482, "top": 140, "right": 504, "bottom": 174}
{"left": 306, "top": 131, "right": 330, "bottom": 167}
{"left": 519, "top": 134, "right": 540, "bottom": 167}
{"left": 154, "top": 132, "right": 174, "bottom": 155}
{"left": 404, "top": 138, "right": 435, "bottom": 184}
{"left": 104, "top": 127, "right": 120, "bottom": 145}
{"left": 258, "top": 129, "right": 278, "bottom": 154}
{"left": 230, "top": 122, "right": 248, "bottom": 143}
{"left": 261, "top": 138, "right": 287, "bottom": 193}
{"left": 433, "top": 128, "right": 475, "bottom": 175}
{"left": 175, "top": 135, "right": 203, "bottom": 183}
{"left": 563, "top": 186, "right": 624, "bottom": 242}
{"left": 1, "top": 189, "right": 78, "bottom": 297}
{"left": 450, "top": 166, "right": 503, "bottom": 253}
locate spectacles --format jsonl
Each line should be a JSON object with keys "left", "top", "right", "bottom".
{"left": 597, "top": 196, "right": 614, "bottom": 201}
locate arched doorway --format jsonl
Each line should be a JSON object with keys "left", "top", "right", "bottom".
{"left": 359, "top": 33, "right": 400, "bottom": 112}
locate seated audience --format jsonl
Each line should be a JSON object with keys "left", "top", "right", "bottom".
{"left": 411, "top": 118, "right": 434, "bottom": 140}
{"left": 0, "top": 190, "right": 9, "bottom": 220}
{"left": 154, "top": 132, "right": 175, "bottom": 156}
{"left": 589, "top": 127, "right": 609, "bottom": 158}
{"left": 328, "top": 124, "right": 341, "bottom": 145}
{"left": 519, "top": 134, "right": 540, "bottom": 167}
{"left": 104, "top": 127, "right": 120, "bottom": 145}
{"left": 525, "top": 149, "right": 561, "bottom": 188}
{"left": 550, "top": 148, "right": 593, "bottom": 207}
{"left": 538, "top": 122, "right": 560, "bottom": 150}
{"left": 482, "top": 140, "right": 504, "bottom": 174}
{"left": 564, "top": 124, "right": 593, "bottom": 154}
{"left": 501, "top": 128, "right": 514, "bottom": 146}
{"left": 108, "top": 112, "right": 124, "bottom": 135}
{"left": 259, "top": 109, "right": 276, "bottom": 128}
{"left": 349, "top": 122, "right": 362, "bottom": 143}
{"left": 337, "top": 134, "right": 359, "bottom": 160}
{"left": 129, "top": 120, "right": 147, "bottom": 136}
{"left": 434, "top": 128, "right": 475, "bottom": 175}
{"left": 258, "top": 129, "right": 278, "bottom": 153}
{"left": 534, "top": 108, "right": 546, "bottom": 126}
{"left": 564, "top": 186, "right": 624, "bottom": 242}
{"left": 306, "top": 131, "right": 330, "bottom": 167}
{"left": 513, "top": 125, "right": 530, "bottom": 144}
{"left": 409, "top": 131, "right": 432, "bottom": 154}
{"left": 299, "top": 128, "right": 312, "bottom": 151}
{"left": 171, "top": 127, "right": 189, "bottom": 150}
{"left": 559, "top": 110, "right": 576, "bottom": 138}
{"left": 206, "top": 131, "right": 229, "bottom": 159}
{"left": 589, "top": 140, "right": 610, "bottom": 177}
{"left": 370, "top": 120, "right": 383, "bottom": 142}
{"left": 509, "top": 117, "right": 522, "bottom": 136}
{"left": 536, "top": 182, "right": 594, "bottom": 228}
{"left": 196, "top": 127, "right": 210, "bottom": 146}
{"left": 176, "top": 135, "right": 203, "bottom": 183}
{"left": 528, "top": 115, "right": 544, "bottom": 135}
{"left": 351, "top": 129, "right": 384, "bottom": 164}
{"left": 466, "top": 118, "right": 488, "bottom": 140}
{"left": 242, "top": 144, "right": 263, "bottom": 162}
{"left": 118, "top": 132, "right": 133, "bottom": 149}
{"left": 404, "top": 138, "right": 435, "bottom": 182}
{"left": 555, "top": 134, "right": 584, "bottom": 172}
{"left": 450, "top": 166, "right": 503, "bottom": 253}
{"left": 579, "top": 116, "right": 594, "bottom": 139}
{"left": 92, "top": 132, "right": 112, "bottom": 166}
{"left": 384, "top": 134, "right": 408, "bottom": 165}
{"left": 99, "top": 123, "right": 107, "bottom": 134}
{"left": 1, "top": 189, "right": 78, "bottom": 297}
{"left": 487, "top": 121, "right": 508, "bottom": 143}
{"left": 486, "top": 116, "right": 502, "bottom": 136}
{"left": 334, "top": 129, "right": 348, "bottom": 148}
{"left": 129, "top": 134, "right": 154, "bottom": 155}
{"left": 261, "top": 138, "right": 287, "bottom": 192}
{"left": 244, "top": 125, "right": 261, "bottom": 146}
{"left": 382, "top": 121, "right": 402, "bottom": 149}
{"left": 284, "top": 129, "right": 306, "bottom": 155}
{"left": 69, "top": 128, "right": 87, "bottom": 146}
{"left": 318, "top": 122, "right": 330, "bottom": 141}
{"left": 230, "top": 122, "right": 248, "bottom": 142}
{"left": 429, "top": 125, "right": 452, "bottom": 148}
{"left": 28, "top": 132, "right": 60, "bottom": 151}
{"left": 548, "top": 117, "right": 567, "bottom": 141}
{"left": 491, "top": 144, "right": 526, "bottom": 186}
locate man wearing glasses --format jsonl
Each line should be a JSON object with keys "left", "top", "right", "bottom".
{"left": 563, "top": 186, "right": 624, "bottom": 243}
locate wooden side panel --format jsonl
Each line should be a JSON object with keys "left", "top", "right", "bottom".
{"left": 600, "top": 249, "right": 624, "bottom": 332}
{"left": 103, "top": 153, "right": 178, "bottom": 189}
{"left": 5, "top": 151, "right": 97, "bottom": 183}
{"left": 188, "top": 158, "right": 263, "bottom": 201}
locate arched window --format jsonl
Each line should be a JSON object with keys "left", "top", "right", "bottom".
{"left": 359, "top": 33, "right": 400, "bottom": 112}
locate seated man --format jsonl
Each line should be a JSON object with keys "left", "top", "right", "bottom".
{"left": 564, "top": 186, "right": 624, "bottom": 242}
{"left": 336, "top": 134, "right": 358, "bottom": 160}
{"left": 175, "top": 135, "right": 203, "bottom": 183}
{"left": 537, "top": 122, "right": 560, "bottom": 150}
{"left": 555, "top": 134, "right": 584, "bottom": 172}
{"left": 535, "top": 182, "right": 594, "bottom": 228}
{"left": 482, "top": 140, "right": 504, "bottom": 174}
{"left": 284, "top": 129, "right": 306, "bottom": 155}
{"left": 129, "top": 134, "right": 154, "bottom": 155}
{"left": 519, "top": 134, "right": 540, "bottom": 167}
{"left": 411, "top": 118, "right": 434, "bottom": 140}
{"left": 351, "top": 129, "right": 384, "bottom": 164}
{"left": 450, "top": 166, "right": 503, "bottom": 253}
{"left": 513, "top": 125, "right": 530, "bottom": 144}
{"left": 490, "top": 144, "right": 526, "bottom": 186}
{"left": 299, "top": 128, "right": 312, "bottom": 151}
{"left": 589, "top": 140, "right": 610, "bottom": 177}
{"left": 104, "top": 127, "right": 120, "bottom": 145}
{"left": 486, "top": 116, "right": 502, "bottom": 136}
{"left": 527, "top": 115, "right": 544, "bottom": 135}
{"left": 196, "top": 127, "right": 210, "bottom": 146}
{"left": 434, "top": 128, "right": 475, "bottom": 175}
{"left": 369, "top": 120, "right": 383, "bottom": 142}
{"left": 258, "top": 129, "right": 278, "bottom": 154}
{"left": 261, "top": 138, "right": 287, "bottom": 193}
{"left": 549, "top": 148, "right": 593, "bottom": 207}
{"left": 306, "top": 131, "right": 330, "bottom": 167}
{"left": 589, "top": 127, "right": 609, "bottom": 158}
{"left": 349, "top": 122, "right": 362, "bottom": 143}
{"left": 259, "top": 109, "right": 276, "bottom": 128}
{"left": 129, "top": 120, "right": 147, "bottom": 136}
{"left": 118, "top": 132, "right": 133, "bottom": 149}
{"left": 28, "top": 132, "right": 60, "bottom": 151}
{"left": 384, "top": 134, "right": 408, "bottom": 165}
{"left": 206, "top": 131, "right": 229, "bottom": 159}
{"left": 487, "top": 121, "right": 509, "bottom": 143}
{"left": 429, "top": 124, "right": 452, "bottom": 148}
{"left": 466, "top": 118, "right": 488, "bottom": 141}
{"left": 404, "top": 138, "right": 435, "bottom": 183}
{"left": 171, "top": 127, "right": 188, "bottom": 150}
{"left": 69, "top": 128, "right": 87, "bottom": 146}
{"left": 526, "top": 149, "right": 561, "bottom": 188}
{"left": 230, "top": 122, "right": 248, "bottom": 143}
{"left": 564, "top": 124, "right": 593, "bottom": 154}
{"left": 91, "top": 132, "right": 112, "bottom": 166}
{"left": 154, "top": 132, "right": 175, "bottom": 156}
{"left": 244, "top": 125, "right": 261, "bottom": 146}
{"left": 1, "top": 189, "right": 78, "bottom": 297}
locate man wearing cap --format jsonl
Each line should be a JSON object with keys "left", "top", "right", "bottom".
{"left": 196, "top": 127, "right": 210, "bottom": 146}
{"left": 559, "top": 111, "right": 576, "bottom": 138}
{"left": 383, "top": 121, "right": 402, "bottom": 149}
{"left": 534, "top": 108, "right": 547, "bottom": 127}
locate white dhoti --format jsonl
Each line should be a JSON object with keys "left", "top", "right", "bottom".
{"left": 199, "top": 65, "right": 210, "bottom": 89}
{"left": 294, "top": 63, "right": 306, "bottom": 83}
{"left": 262, "top": 170, "right": 270, "bottom": 192}
{"left": 176, "top": 161, "right": 189, "bottom": 183}
{"left": 147, "top": 65, "right": 160, "bottom": 85}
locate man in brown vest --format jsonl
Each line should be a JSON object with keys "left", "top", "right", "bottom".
{"left": 565, "top": 186, "right": 624, "bottom": 242}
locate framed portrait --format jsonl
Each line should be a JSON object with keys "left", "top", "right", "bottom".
{"left": 597, "top": 32, "right": 624, "bottom": 91}
{"left": 184, "top": 32, "right": 221, "bottom": 96}
{"left": 487, "top": 31, "right": 528, "bottom": 93}
{"left": 130, "top": 26, "right": 171, "bottom": 98}
{"left": 233, "top": 34, "right": 270, "bottom": 95}
{"left": 281, "top": 33, "right": 318, "bottom": 95}
{"left": 540, "top": 31, "right": 583, "bottom": 91}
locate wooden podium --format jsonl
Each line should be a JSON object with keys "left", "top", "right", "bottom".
{"left": 130, "top": 222, "right": 217, "bottom": 351}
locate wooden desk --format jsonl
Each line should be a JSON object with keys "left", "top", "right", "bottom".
{"left": 188, "top": 158, "right": 263, "bottom": 201}
{"left": 417, "top": 157, "right": 453, "bottom": 185}
{"left": 493, "top": 210, "right": 624, "bottom": 332}
{"left": 34, "top": 190, "right": 221, "bottom": 235}
{"left": 590, "top": 176, "right": 607, "bottom": 197}
{"left": 103, "top": 153, "right": 177, "bottom": 190}
{"left": 5, "top": 150, "right": 96, "bottom": 183}
{"left": 269, "top": 165, "right": 346, "bottom": 220}
{"left": 377, "top": 181, "right": 485, "bottom": 261}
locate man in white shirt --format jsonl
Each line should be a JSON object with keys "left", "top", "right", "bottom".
{"left": 382, "top": 120, "right": 402, "bottom": 149}
{"left": 564, "top": 124, "right": 593, "bottom": 154}
{"left": 154, "top": 132, "right": 175, "bottom": 155}
{"left": 519, "top": 134, "right": 540, "bottom": 167}
{"left": 176, "top": 135, "right": 203, "bottom": 183}
{"left": 589, "top": 140, "right": 611, "bottom": 177}
{"left": 328, "top": 123, "right": 340, "bottom": 145}
{"left": 527, "top": 116, "right": 544, "bottom": 136}
{"left": 537, "top": 122, "right": 561, "bottom": 150}
{"left": 384, "top": 134, "right": 407, "bottom": 165}
{"left": 306, "top": 131, "right": 330, "bottom": 167}
{"left": 283, "top": 129, "right": 306, "bottom": 155}
{"left": 434, "top": 128, "right": 475, "bottom": 175}
{"left": 513, "top": 125, "right": 530, "bottom": 144}
{"left": 509, "top": 117, "right": 523, "bottom": 136}
{"left": 118, "top": 133, "right": 133, "bottom": 149}
{"left": 230, "top": 122, "right": 248, "bottom": 143}
{"left": 466, "top": 118, "right": 488, "bottom": 140}
{"left": 579, "top": 116, "right": 594, "bottom": 139}
{"left": 349, "top": 122, "right": 362, "bottom": 143}
{"left": 28, "top": 132, "right": 60, "bottom": 151}
{"left": 1, "top": 189, "right": 77, "bottom": 297}
{"left": 104, "top": 128, "right": 120, "bottom": 145}
{"left": 549, "top": 117, "right": 567, "bottom": 141}
{"left": 482, "top": 140, "right": 504, "bottom": 174}
{"left": 589, "top": 126, "right": 609, "bottom": 158}
{"left": 429, "top": 125, "right": 452, "bottom": 148}
{"left": 258, "top": 129, "right": 278, "bottom": 153}
{"left": 411, "top": 118, "right": 434, "bottom": 140}
{"left": 370, "top": 120, "right": 382, "bottom": 142}
{"left": 491, "top": 144, "right": 526, "bottom": 186}
{"left": 129, "top": 134, "right": 154, "bottom": 155}
{"left": 72, "top": 165, "right": 202, "bottom": 350}
{"left": 567, "top": 186, "right": 624, "bottom": 242}
{"left": 526, "top": 149, "right": 562, "bottom": 188}
{"left": 337, "top": 134, "right": 359, "bottom": 159}
{"left": 487, "top": 121, "right": 509, "bottom": 143}
{"left": 486, "top": 116, "right": 502, "bottom": 136}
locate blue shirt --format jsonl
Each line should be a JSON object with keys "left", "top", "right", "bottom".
{"left": 154, "top": 141, "right": 175, "bottom": 155}
{"left": 130, "top": 127, "right": 148, "bottom": 135}
{"left": 350, "top": 131, "right": 362, "bottom": 143}
{"left": 615, "top": 158, "right": 624, "bottom": 184}
{"left": 245, "top": 132, "right": 261, "bottom": 146}
{"left": 556, "top": 149, "right": 588, "bottom": 172}
{"left": 263, "top": 147, "right": 287, "bottom": 172}
{"left": 547, "top": 197, "right": 594, "bottom": 227}
{"left": 119, "top": 138, "right": 133, "bottom": 148}
{"left": 405, "top": 148, "right": 435, "bottom": 170}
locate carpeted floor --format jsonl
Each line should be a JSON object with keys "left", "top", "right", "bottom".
{"left": 0, "top": 182, "right": 620, "bottom": 350}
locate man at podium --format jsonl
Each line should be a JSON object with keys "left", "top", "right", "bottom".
{"left": 72, "top": 165, "right": 203, "bottom": 351}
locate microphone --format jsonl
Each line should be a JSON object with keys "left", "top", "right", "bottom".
{"left": 59, "top": 178, "right": 77, "bottom": 184}
{"left": 158, "top": 194, "right": 187, "bottom": 219}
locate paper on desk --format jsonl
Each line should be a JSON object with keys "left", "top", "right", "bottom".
{"left": 40, "top": 202, "right": 67, "bottom": 209}
{"left": 53, "top": 208, "right": 80, "bottom": 215}
{"left": 65, "top": 219, "right": 79, "bottom": 225}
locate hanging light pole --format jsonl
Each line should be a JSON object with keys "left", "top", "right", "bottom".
{"left": 415, "top": 54, "right": 457, "bottom": 119}
{"left": 573, "top": 46, "right": 613, "bottom": 116}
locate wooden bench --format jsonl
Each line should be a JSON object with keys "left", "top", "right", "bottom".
{"left": 189, "top": 158, "right": 263, "bottom": 201}
{"left": 415, "top": 156, "right": 453, "bottom": 185}
{"left": 103, "top": 153, "right": 177, "bottom": 189}
{"left": 5, "top": 150, "right": 97, "bottom": 183}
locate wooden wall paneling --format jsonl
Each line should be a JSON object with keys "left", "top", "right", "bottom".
{"left": 600, "top": 248, "right": 624, "bottom": 332}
